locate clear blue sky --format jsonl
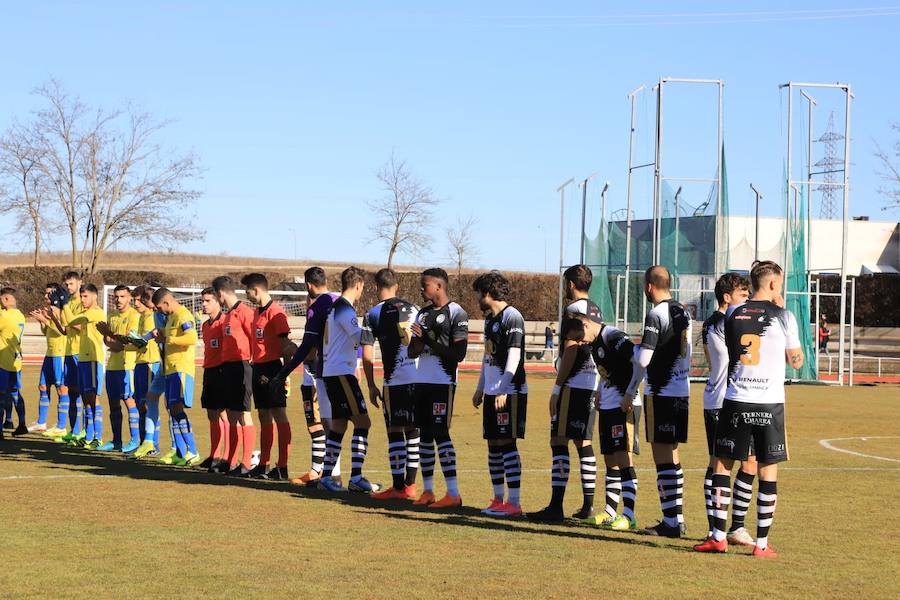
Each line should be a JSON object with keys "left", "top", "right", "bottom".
{"left": 1, "top": 1, "right": 898, "bottom": 272}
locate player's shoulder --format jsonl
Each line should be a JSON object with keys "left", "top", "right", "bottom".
{"left": 704, "top": 310, "right": 725, "bottom": 329}
{"left": 501, "top": 304, "right": 525, "bottom": 325}
{"left": 448, "top": 301, "right": 468, "bottom": 321}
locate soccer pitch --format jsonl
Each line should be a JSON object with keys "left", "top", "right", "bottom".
{"left": 1, "top": 368, "right": 898, "bottom": 599}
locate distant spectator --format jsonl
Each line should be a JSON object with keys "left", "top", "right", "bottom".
{"left": 818, "top": 315, "right": 831, "bottom": 355}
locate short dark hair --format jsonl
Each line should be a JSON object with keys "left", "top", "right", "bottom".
{"left": 341, "top": 266, "right": 365, "bottom": 291}
{"left": 132, "top": 285, "right": 153, "bottom": 306}
{"left": 62, "top": 271, "right": 81, "bottom": 282}
{"left": 79, "top": 283, "right": 98, "bottom": 295}
{"left": 563, "top": 264, "right": 592, "bottom": 292}
{"left": 472, "top": 270, "right": 510, "bottom": 301}
{"left": 750, "top": 260, "right": 783, "bottom": 290}
{"left": 211, "top": 276, "right": 236, "bottom": 293}
{"left": 45, "top": 282, "right": 62, "bottom": 292}
{"left": 0, "top": 287, "right": 16, "bottom": 296}
{"left": 200, "top": 287, "right": 217, "bottom": 298}
{"left": 113, "top": 284, "right": 131, "bottom": 295}
{"left": 151, "top": 287, "right": 173, "bottom": 305}
{"left": 304, "top": 267, "right": 326, "bottom": 287}
{"left": 560, "top": 317, "right": 585, "bottom": 342}
{"left": 374, "top": 268, "right": 398, "bottom": 290}
{"left": 714, "top": 272, "right": 750, "bottom": 305}
{"left": 645, "top": 265, "right": 671, "bottom": 291}
{"left": 422, "top": 267, "right": 449, "bottom": 284}
{"left": 240, "top": 272, "right": 268, "bottom": 291}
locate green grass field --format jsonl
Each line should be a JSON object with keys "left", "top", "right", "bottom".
{"left": 1, "top": 367, "right": 898, "bottom": 599}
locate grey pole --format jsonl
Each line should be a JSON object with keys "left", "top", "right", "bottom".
{"left": 578, "top": 172, "right": 599, "bottom": 265}
{"left": 837, "top": 85, "right": 853, "bottom": 386}
{"left": 557, "top": 178, "right": 575, "bottom": 336}
{"left": 750, "top": 183, "right": 762, "bottom": 261}
{"left": 716, "top": 80, "right": 724, "bottom": 279}
{"left": 624, "top": 84, "right": 645, "bottom": 335}
{"left": 801, "top": 90, "right": 817, "bottom": 271}
{"left": 600, "top": 181, "right": 610, "bottom": 236}
{"left": 653, "top": 79, "right": 664, "bottom": 265}
{"left": 674, "top": 186, "right": 682, "bottom": 273}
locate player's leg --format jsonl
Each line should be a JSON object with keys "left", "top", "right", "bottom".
{"left": 527, "top": 388, "right": 571, "bottom": 523}
{"left": 292, "top": 383, "right": 325, "bottom": 485}
{"left": 199, "top": 366, "right": 223, "bottom": 468}
{"left": 404, "top": 425, "right": 420, "bottom": 491}
{"left": 318, "top": 376, "right": 349, "bottom": 492}
{"left": 62, "top": 355, "right": 83, "bottom": 443}
{"left": 42, "top": 357, "right": 68, "bottom": 437}
{"left": 412, "top": 384, "right": 436, "bottom": 506}
{"left": 315, "top": 377, "right": 342, "bottom": 483}
{"left": 703, "top": 409, "right": 719, "bottom": 537}
{"left": 480, "top": 395, "right": 506, "bottom": 512}
{"left": 30, "top": 358, "right": 55, "bottom": 432}
{"left": 11, "top": 373, "right": 29, "bottom": 436}
{"left": 226, "top": 361, "right": 256, "bottom": 477}
{"left": 99, "top": 371, "right": 123, "bottom": 451}
{"left": 641, "top": 395, "right": 685, "bottom": 537}
{"left": 342, "top": 376, "right": 374, "bottom": 492}
{"left": 499, "top": 393, "right": 526, "bottom": 515}
{"left": 373, "top": 385, "right": 413, "bottom": 499}
{"left": 727, "top": 454, "right": 758, "bottom": 546}
{"left": 121, "top": 371, "right": 140, "bottom": 452}
{"left": 751, "top": 403, "right": 787, "bottom": 559}
{"left": 582, "top": 408, "right": 618, "bottom": 527}
{"left": 430, "top": 384, "right": 461, "bottom": 509}
{"left": 166, "top": 373, "right": 199, "bottom": 466}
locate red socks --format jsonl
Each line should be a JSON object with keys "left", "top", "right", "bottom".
{"left": 276, "top": 422, "right": 292, "bottom": 468}
{"left": 226, "top": 422, "right": 240, "bottom": 468}
{"left": 241, "top": 424, "right": 256, "bottom": 469}
{"left": 209, "top": 418, "right": 223, "bottom": 459}
{"left": 260, "top": 423, "right": 275, "bottom": 466}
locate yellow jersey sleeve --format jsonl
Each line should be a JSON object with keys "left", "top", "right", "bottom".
{"left": 72, "top": 306, "right": 107, "bottom": 364}
{"left": 61, "top": 297, "right": 84, "bottom": 356}
{"left": 163, "top": 305, "right": 196, "bottom": 375}
{"left": 136, "top": 312, "right": 160, "bottom": 365}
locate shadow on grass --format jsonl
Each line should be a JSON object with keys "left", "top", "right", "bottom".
{"left": 3, "top": 436, "right": 683, "bottom": 550}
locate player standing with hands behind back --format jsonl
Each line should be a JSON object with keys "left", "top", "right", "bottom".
{"left": 695, "top": 260, "right": 803, "bottom": 558}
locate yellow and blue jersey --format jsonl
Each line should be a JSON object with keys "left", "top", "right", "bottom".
{"left": 107, "top": 306, "right": 141, "bottom": 371}
{"left": 0, "top": 309, "right": 25, "bottom": 372}
{"left": 61, "top": 296, "right": 84, "bottom": 357}
{"left": 136, "top": 311, "right": 161, "bottom": 365}
{"left": 163, "top": 305, "right": 197, "bottom": 376}
{"left": 43, "top": 319, "right": 66, "bottom": 358}
{"left": 69, "top": 306, "right": 107, "bottom": 364}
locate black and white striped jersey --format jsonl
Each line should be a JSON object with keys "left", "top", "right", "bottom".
{"left": 482, "top": 305, "right": 528, "bottom": 395}
{"left": 415, "top": 301, "right": 469, "bottom": 385}
{"left": 360, "top": 297, "right": 419, "bottom": 387}
{"left": 589, "top": 325, "right": 636, "bottom": 410}
{"left": 724, "top": 300, "right": 801, "bottom": 405}
{"left": 641, "top": 299, "right": 692, "bottom": 397}
{"left": 562, "top": 298, "right": 603, "bottom": 390}
{"left": 702, "top": 310, "right": 728, "bottom": 410}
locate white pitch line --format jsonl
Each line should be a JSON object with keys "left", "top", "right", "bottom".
{"left": 819, "top": 436, "right": 900, "bottom": 463}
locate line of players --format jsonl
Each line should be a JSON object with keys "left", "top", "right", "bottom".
{"left": 5, "top": 260, "right": 800, "bottom": 557}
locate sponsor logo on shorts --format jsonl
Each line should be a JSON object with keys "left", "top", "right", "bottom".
{"left": 571, "top": 419, "right": 586, "bottom": 432}
{"left": 497, "top": 412, "right": 509, "bottom": 426}
{"left": 658, "top": 423, "right": 675, "bottom": 433}
{"left": 611, "top": 424, "right": 624, "bottom": 438}
{"left": 675, "top": 398, "right": 689, "bottom": 410}
{"left": 717, "top": 438, "right": 736, "bottom": 452}
{"left": 768, "top": 443, "right": 785, "bottom": 453}
{"left": 740, "top": 411, "right": 773, "bottom": 426}
{"left": 731, "top": 412, "right": 740, "bottom": 428}
{"left": 433, "top": 402, "right": 447, "bottom": 416}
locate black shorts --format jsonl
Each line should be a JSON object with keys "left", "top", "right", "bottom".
{"left": 599, "top": 408, "right": 635, "bottom": 455}
{"left": 323, "top": 375, "right": 368, "bottom": 420}
{"left": 200, "top": 366, "right": 225, "bottom": 410}
{"left": 383, "top": 384, "right": 416, "bottom": 428}
{"left": 483, "top": 393, "right": 527, "bottom": 440}
{"left": 551, "top": 386, "right": 596, "bottom": 441}
{"left": 415, "top": 383, "right": 455, "bottom": 437}
{"left": 221, "top": 360, "right": 253, "bottom": 412}
{"left": 644, "top": 395, "right": 689, "bottom": 445}
{"left": 252, "top": 360, "right": 287, "bottom": 409}
{"left": 704, "top": 409, "right": 720, "bottom": 456}
{"left": 301, "top": 384, "right": 320, "bottom": 426}
{"left": 714, "top": 400, "right": 787, "bottom": 464}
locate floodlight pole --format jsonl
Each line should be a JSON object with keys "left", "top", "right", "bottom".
{"left": 578, "top": 172, "right": 599, "bottom": 264}
{"left": 674, "top": 186, "right": 682, "bottom": 272}
{"left": 750, "top": 183, "right": 762, "bottom": 261}
{"left": 653, "top": 80, "right": 664, "bottom": 265}
{"left": 800, "top": 90, "right": 817, "bottom": 270}
{"left": 624, "top": 84, "right": 645, "bottom": 334}
{"left": 557, "top": 177, "right": 575, "bottom": 331}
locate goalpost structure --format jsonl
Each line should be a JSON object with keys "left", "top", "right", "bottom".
{"left": 101, "top": 285, "right": 309, "bottom": 327}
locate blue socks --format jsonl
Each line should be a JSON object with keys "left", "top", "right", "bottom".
{"left": 84, "top": 404, "right": 94, "bottom": 441}
{"left": 110, "top": 404, "right": 123, "bottom": 446}
{"left": 93, "top": 404, "right": 104, "bottom": 442}
{"left": 56, "top": 391, "right": 69, "bottom": 430}
{"left": 38, "top": 388, "right": 50, "bottom": 426}
{"left": 145, "top": 401, "right": 161, "bottom": 450}
{"left": 15, "top": 393, "right": 25, "bottom": 425}
{"left": 171, "top": 412, "right": 198, "bottom": 457}
{"left": 127, "top": 405, "right": 140, "bottom": 443}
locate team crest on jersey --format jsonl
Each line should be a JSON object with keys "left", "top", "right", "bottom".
{"left": 612, "top": 424, "right": 624, "bottom": 438}
{"left": 210, "top": 339, "right": 220, "bottom": 348}
{"left": 497, "top": 412, "right": 509, "bottom": 426}
{"left": 256, "top": 328, "right": 264, "bottom": 339}
{"left": 433, "top": 402, "right": 447, "bottom": 416}
{"left": 492, "top": 322, "right": 500, "bottom": 333}
{"left": 225, "top": 325, "right": 232, "bottom": 336}
{"left": 436, "top": 314, "right": 446, "bottom": 324}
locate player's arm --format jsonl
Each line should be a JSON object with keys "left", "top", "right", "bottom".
{"left": 359, "top": 311, "right": 381, "bottom": 404}
{"left": 784, "top": 311, "right": 804, "bottom": 370}
{"left": 407, "top": 334, "right": 425, "bottom": 358}
{"left": 489, "top": 316, "right": 524, "bottom": 411}
{"left": 635, "top": 311, "right": 661, "bottom": 369}
{"left": 279, "top": 325, "right": 319, "bottom": 377}
{"left": 167, "top": 318, "right": 198, "bottom": 347}
{"left": 420, "top": 313, "right": 468, "bottom": 364}
{"left": 622, "top": 341, "right": 644, "bottom": 412}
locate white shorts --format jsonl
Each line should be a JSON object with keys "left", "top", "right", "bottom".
{"left": 315, "top": 377, "right": 332, "bottom": 421}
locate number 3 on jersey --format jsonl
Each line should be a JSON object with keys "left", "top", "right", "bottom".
{"left": 740, "top": 333, "right": 761, "bottom": 366}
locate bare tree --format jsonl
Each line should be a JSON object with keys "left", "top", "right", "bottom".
{"left": 77, "top": 109, "right": 203, "bottom": 273}
{"left": 875, "top": 123, "right": 900, "bottom": 212}
{"left": 368, "top": 154, "right": 438, "bottom": 269}
{"left": 0, "top": 123, "right": 55, "bottom": 266}
{"left": 447, "top": 214, "right": 479, "bottom": 281}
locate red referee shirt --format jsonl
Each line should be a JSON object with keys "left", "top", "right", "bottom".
{"left": 221, "top": 301, "right": 254, "bottom": 362}
{"left": 201, "top": 312, "right": 225, "bottom": 368}
{"left": 252, "top": 300, "right": 291, "bottom": 363}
